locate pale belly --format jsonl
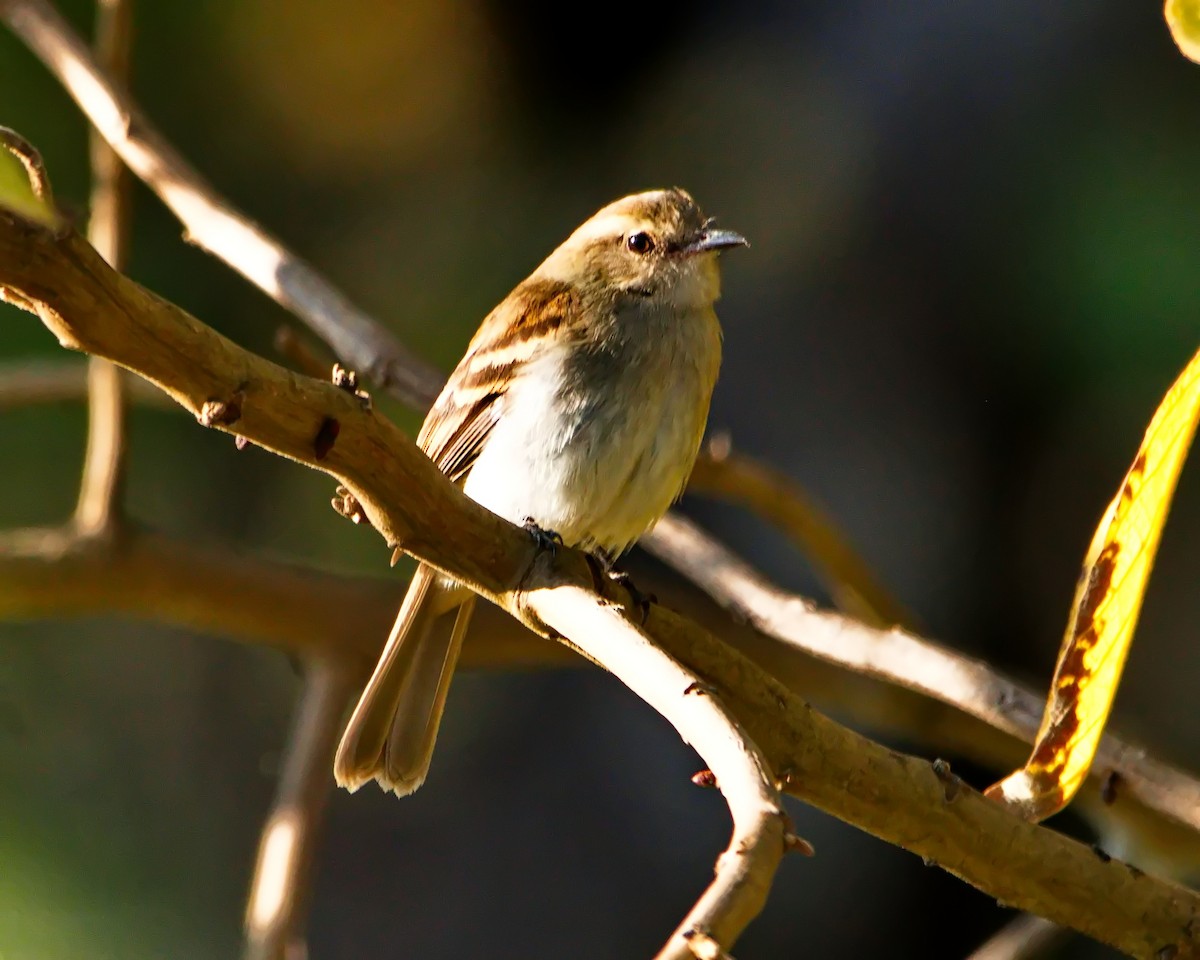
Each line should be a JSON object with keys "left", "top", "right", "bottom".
{"left": 462, "top": 321, "right": 719, "bottom": 557}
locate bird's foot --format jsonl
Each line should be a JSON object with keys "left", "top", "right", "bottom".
{"left": 522, "top": 518, "right": 564, "bottom": 555}
{"left": 588, "top": 550, "right": 655, "bottom": 623}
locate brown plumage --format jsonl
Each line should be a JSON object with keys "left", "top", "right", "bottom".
{"left": 334, "top": 188, "right": 745, "bottom": 796}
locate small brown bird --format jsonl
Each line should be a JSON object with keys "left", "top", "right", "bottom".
{"left": 334, "top": 188, "right": 745, "bottom": 796}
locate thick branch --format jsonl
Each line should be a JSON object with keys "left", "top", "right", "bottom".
{"left": 0, "top": 523, "right": 567, "bottom": 671}
{"left": 0, "top": 0, "right": 443, "bottom": 409}
{"left": 2, "top": 201, "right": 1198, "bottom": 958}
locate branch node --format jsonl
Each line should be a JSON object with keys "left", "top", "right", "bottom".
{"left": 331, "top": 485, "right": 369, "bottom": 526}
{"left": 198, "top": 394, "right": 243, "bottom": 428}
{"left": 332, "top": 363, "right": 371, "bottom": 410}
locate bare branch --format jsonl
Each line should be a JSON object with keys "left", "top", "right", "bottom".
{"left": 0, "top": 0, "right": 444, "bottom": 409}
{"left": 530, "top": 584, "right": 786, "bottom": 958}
{"left": 642, "top": 513, "right": 1200, "bottom": 839}
{"left": 245, "top": 659, "right": 355, "bottom": 960}
{"left": 74, "top": 0, "right": 133, "bottom": 537}
{"left": 644, "top": 602, "right": 1200, "bottom": 959}
{"left": 2, "top": 204, "right": 1199, "bottom": 956}
{"left": 0, "top": 523, "right": 570, "bottom": 671}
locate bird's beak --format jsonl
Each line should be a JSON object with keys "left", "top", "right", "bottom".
{"left": 681, "top": 227, "right": 749, "bottom": 255}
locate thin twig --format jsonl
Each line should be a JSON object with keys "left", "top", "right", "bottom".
{"left": 74, "top": 0, "right": 133, "bottom": 537}
{"left": 245, "top": 659, "right": 355, "bottom": 960}
{"left": 529, "top": 583, "right": 786, "bottom": 958}
{"left": 2, "top": 210, "right": 1198, "bottom": 955}
{"left": 964, "top": 915, "right": 1068, "bottom": 960}
{"left": 0, "top": 0, "right": 444, "bottom": 410}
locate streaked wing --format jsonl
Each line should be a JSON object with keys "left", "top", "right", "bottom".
{"left": 417, "top": 278, "right": 577, "bottom": 483}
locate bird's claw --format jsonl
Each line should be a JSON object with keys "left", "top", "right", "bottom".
{"left": 586, "top": 554, "right": 655, "bottom": 624}
{"left": 610, "top": 569, "right": 656, "bottom": 624}
{"left": 523, "top": 518, "right": 564, "bottom": 555}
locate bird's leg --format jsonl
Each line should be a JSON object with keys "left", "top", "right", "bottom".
{"left": 591, "top": 548, "right": 656, "bottom": 623}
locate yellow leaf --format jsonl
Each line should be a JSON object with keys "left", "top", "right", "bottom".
{"left": 1166, "top": 0, "right": 1200, "bottom": 64}
{"left": 986, "top": 347, "right": 1200, "bottom": 821}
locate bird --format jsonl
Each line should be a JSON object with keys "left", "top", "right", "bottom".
{"left": 334, "top": 188, "right": 746, "bottom": 796}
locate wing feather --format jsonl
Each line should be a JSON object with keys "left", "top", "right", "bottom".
{"left": 417, "top": 277, "right": 577, "bottom": 482}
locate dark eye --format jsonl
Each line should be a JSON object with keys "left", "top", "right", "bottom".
{"left": 626, "top": 231, "right": 655, "bottom": 254}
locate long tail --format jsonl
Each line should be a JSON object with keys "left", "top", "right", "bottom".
{"left": 334, "top": 563, "right": 474, "bottom": 796}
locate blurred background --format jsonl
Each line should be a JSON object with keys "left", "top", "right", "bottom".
{"left": 1, "top": 0, "right": 1198, "bottom": 957}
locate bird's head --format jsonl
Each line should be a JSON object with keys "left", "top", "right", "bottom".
{"left": 542, "top": 188, "right": 747, "bottom": 309}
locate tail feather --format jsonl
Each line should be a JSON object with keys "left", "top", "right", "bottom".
{"left": 334, "top": 564, "right": 472, "bottom": 796}
{"left": 382, "top": 593, "right": 475, "bottom": 792}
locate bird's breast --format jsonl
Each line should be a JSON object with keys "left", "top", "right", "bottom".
{"left": 462, "top": 304, "right": 721, "bottom": 555}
